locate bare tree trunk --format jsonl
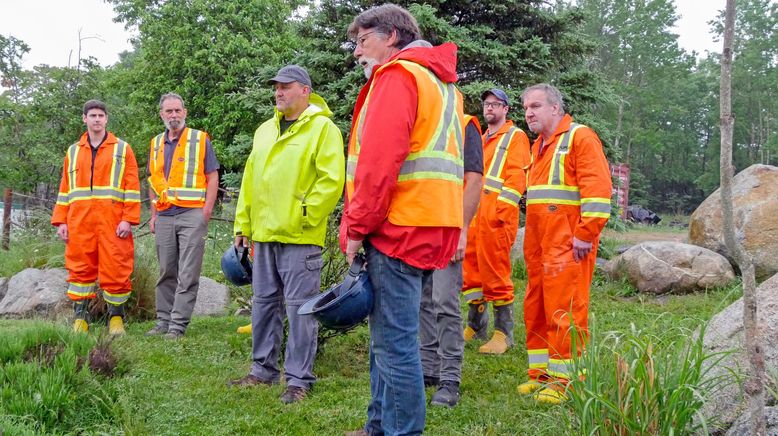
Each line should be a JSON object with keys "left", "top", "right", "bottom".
{"left": 719, "top": 0, "right": 766, "bottom": 434}
{"left": 2, "top": 188, "right": 11, "bottom": 250}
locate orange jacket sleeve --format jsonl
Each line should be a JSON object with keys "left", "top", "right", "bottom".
{"left": 572, "top": 127, "right": 612, "bottom": 242}
{"left": 121, "top": 144, "right": 141, "bottom": 225}
{"left": 496, "top": 129, "right": 532, "bottom": 213}
{"left": 51, "top": 152, "right": 71, "bottom": 226}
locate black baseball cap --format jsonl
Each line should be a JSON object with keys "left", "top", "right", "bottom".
{"left": 268, "top": 65, "right": 312, "bottom": 87}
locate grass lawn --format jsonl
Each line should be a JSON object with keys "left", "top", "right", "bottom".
{"left": 0, "top": 283, "right": 741, "bottom": 435}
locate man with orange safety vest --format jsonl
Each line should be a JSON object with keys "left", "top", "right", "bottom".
{"left": 418, "top": 114, "right": 483, "bottom": 408}
{"left": 52, "top": 99, "right": 141, "bottom": 335}
{"left": 341, "top": 4, "right": 464, "bottom": 434}
{"left": 462, "top": 88, "right": 531, "bottom": 355}
{"left": 146, "top": 93, "right": 220, "bottom": 340}
{"left": 518, "top": 83, "right": 611, "bottom": 404}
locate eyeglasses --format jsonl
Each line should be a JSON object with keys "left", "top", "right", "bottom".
{"left": 355, "top": 31, "right": 378, "bottom": 48}
{"left": 482, "top": 101, "right": 506, "bottom": 109}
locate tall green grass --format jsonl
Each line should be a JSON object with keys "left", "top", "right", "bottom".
{"left": 564, "top": 319, "right": 735, "bottom": 435}
{"left": 0, "top": 321, "right": 124, "bottom": 434}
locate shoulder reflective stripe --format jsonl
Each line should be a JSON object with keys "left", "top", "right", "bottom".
{"left": 111, "top": 140, "right": 127, "bottom": 189}
{"left": 486, "top": 127, "right": 519, "bottom": 180}
{"left": 152, "top": 134, "right": 165, "bottom": 169}
{"left": 185, "top": 129, "right": 201, "bottom": 188}
{"left": 549, "top": 123, "right": 583, "bottom": 185}
{"left": 68, "top": 143, "right": 79, "bottom": 192}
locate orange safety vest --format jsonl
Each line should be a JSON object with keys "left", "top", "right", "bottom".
{"left": 148, "top": 127, "right": 209, "bottom": 211}
{"left": 483, "top": 125, "right": 527, "bottom": 207}
{"left": 346, "top": 59, "right": 465, "bottom": 228}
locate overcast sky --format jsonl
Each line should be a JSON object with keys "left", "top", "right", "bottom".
{"left": 1, "top": 0, "right": 726, "bottom": 69}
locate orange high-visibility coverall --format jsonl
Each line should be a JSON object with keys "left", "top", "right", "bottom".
{"left": 523, "top": 115, "right": 611, "bottom": 382}
{"left": 51, "top": 132, "right": 141, "bottom": 305}
{"left": 462, "top": 120, "right": 531, "bottom": 305}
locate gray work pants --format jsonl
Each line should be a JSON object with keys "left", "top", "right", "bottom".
{"left": 153, "top": 208, "right": 207, "bottom": 333}
{"left": 250, "top": 242, "right": 322, "bottom": 390}
{"left": 419, "top": 261, "right": 465, "bottom": 383}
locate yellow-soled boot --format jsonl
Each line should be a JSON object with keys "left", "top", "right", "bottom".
{"left": 237, "top": 323, "right": 252, "bottom": 334}
{"left": 464, "top": 302, "right": 488, "bottom": 342}
{"left": 73, "top": 318, "right": 89, "bottom": 333}
{"left": 108, "top": 316, "right": 125, "bottom": 335}
{"left": 517, "top": 380, "right": 543, "bottom": 395}
{"left": 478, "top": 330, "right": 510, "bottom": 354}
{"left": 534, "top": 387, "right": 568, "bottom": 405}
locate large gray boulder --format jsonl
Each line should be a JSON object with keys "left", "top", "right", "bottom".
{"left": 702, "top": 273, "right": 778, "bottom": 431}
{"left": 689, "top": 164, "right": 778, "bottom": 280}
{"left": 604, "top": 241, "right": 735, "bottom": 294}
{"left": 725, "top": 407, "right": 778, "bottom": 435}
{"left": 0, "top": 268, "right": 69, "bottom": 317}
{"left": 0, "top": 277, "right": 8, "bottom": 302}
{"left": 193, "top": 277, "right": 230, "bottom": 316}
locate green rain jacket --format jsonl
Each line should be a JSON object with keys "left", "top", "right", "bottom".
{"left": 234, "top": 94, "right": 345, "bottom": 246}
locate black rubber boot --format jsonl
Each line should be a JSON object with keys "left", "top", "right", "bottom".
{"left": 493, "top": 303, "right": 515, "bottom": 346}
{"left": 464, "top": 301, "right": 489, "bottom": 341}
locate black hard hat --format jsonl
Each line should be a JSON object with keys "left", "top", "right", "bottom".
{"left": 298, "top": 254, "right": 373, "bottom": 331}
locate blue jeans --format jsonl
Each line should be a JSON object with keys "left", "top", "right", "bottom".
{"left": 364, "top": 243, "right": 426, "bottom": 436}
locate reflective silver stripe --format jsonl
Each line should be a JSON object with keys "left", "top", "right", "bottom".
{"left": 486, "top": 127, "right": 519, "bottom": 180}
{"left": 56, "top": 193, "right": 69, "bottom": 205}
{"left": 346, "top": 158, "right": 357, "bottom": 179}
{"left": 528, "top": 351, "right": 549, "bottom": 366}
{"left": 103, "top": 291, "right": 130, "bottom": 305}
{"left": 399, "top": 156, "right": 462, "bottom": 177}
{"left": 463, "top": 290, "right": 483, "bottom": 302}
{"left": 152, "top": 134, "right": 164, "bottom": 170}
{"left": 431, "top": 82, "right": 457, "bottom": 152}
{"left": 124, "top": 191, "right": 141, "bottom": 202}
{"left": 550, "top": 123, "right": 581, "bottom": 185}
{"left": 111, "top": 140, "right": 127, "bottom": 189}
{"left": 498, "top": 189, "right": 522, "bottom": 205}
{"left": 67, "top": 282, "right": 96, "bottom": 297}
{"left": 484, "top": 177, "right": 503, "bottom": 191}
{"left": 548, "top": 360, "right": 573, "bottom": 378}
{"left": 170, "top": 188, "right": 206, "bottom": 201}
{"left": 185, "top": 129, "right": 200, "bottom": 188}
{"left": 526, "top": 188, "right": 581, "bottom": 202}
{"left": 581, "top": 202, "right": 611, "bottom": 214}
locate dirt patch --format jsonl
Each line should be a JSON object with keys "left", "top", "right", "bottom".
{"left": 604, "top": 228, "right": 687, "bottom": 244}
{"left": 22, "top": 342, "right": 65, "bottom": 367}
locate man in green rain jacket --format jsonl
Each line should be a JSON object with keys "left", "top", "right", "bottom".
{"left": 228, "top": 65, "right": 345, "bottom": 404}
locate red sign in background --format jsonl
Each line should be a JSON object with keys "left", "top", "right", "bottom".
{"left": 610, "top": 163, "right": 630, "bottom": 219}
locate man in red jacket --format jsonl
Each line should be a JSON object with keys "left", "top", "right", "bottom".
{"left": 341, "top": 4, "right": 465, "bottom": 435}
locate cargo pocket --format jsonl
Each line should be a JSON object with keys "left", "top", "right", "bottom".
{"left": 305, "top": 251, "right": 323, "bottom": 272}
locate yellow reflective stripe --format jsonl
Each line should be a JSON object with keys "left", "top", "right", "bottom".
{"left": 583, "top": 212, "right": 611, "bottom": 218}
{"left": 110, "top": 140, "right": 127, "bottom": 189}
{"left": 548, "top": 124, "right": 583, "bottom": 185}
{"left": 103, "top": 291, "right": 131, "bottom": 305}
{"left": 498, "top": 187, "right": 522, "bottom": 206}
{"left": 493, "top": 299, "right": 514, "bottom": 306}
{"left": 68, "top": 282, "right": 96, "bottom": 297}
{"left": 152, "top": 134, "right": 164, "bottom": 170}
{"left": 184, "top": 129, "right": 202, "bottom": 189}
{"left": 397, "top": 172, "right": 463, "bottom": 184}
{"left": 67, "top": 143, "right": 79, "bottom": 192}
{"left": 486, "top": 127, "right": 520, "bottom": 181}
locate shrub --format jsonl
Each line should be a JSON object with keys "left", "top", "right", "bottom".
{"left": 564, "top": 320, "right": 734, "bottom": 435}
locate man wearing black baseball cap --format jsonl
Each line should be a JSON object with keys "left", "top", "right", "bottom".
{"left": 229, "top": 64, "right": 345, "bottom": 405}
{"left": 461, "top": 87, "right": 531, "bottom": 355}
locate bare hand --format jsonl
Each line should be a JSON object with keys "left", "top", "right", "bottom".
{"left": 235, "top": 236, "right": 248, "bottom": 248}
{"left": 150, "top": 215, "right": 157, "bottom": 234}
{"left": 452, "top": 228, "right": 468, "bottom": 263}
{"left": 203, "top": 207, "right": 213, "bottom": 222}
{"left": 116, "top": 221, "right": 132, "bottom": 239}
{"left": 572, "top": 237, "right": 593, "bottom": 262}
{"left": 57, "top": 224, "right": 69, "bottom": 242}
{"left": 346, "top": 238, "right": 363, "bottom": 265}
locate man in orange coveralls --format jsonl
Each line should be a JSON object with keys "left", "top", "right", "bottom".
{"left": 51, "top": 100, "right": 141, "bottom": 335}
{"left": 518, "top": 83, "right": 611, "bottom": 404}
{"left": 462, "top": 88, "right": 531, "bottom": 355}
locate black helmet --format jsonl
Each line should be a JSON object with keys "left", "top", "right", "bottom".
{"left": 221, "top": 245, "right": 252, "bottom": 286}
{"left": 298, "top": 254, "right": 373, "bottom": 331}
